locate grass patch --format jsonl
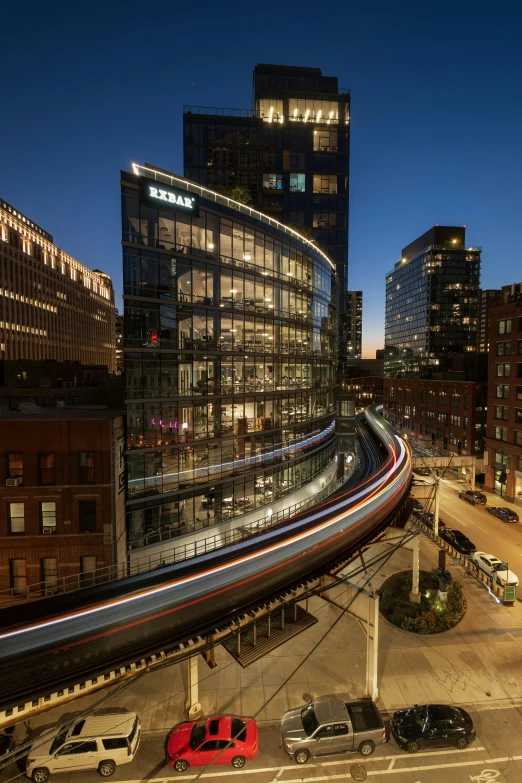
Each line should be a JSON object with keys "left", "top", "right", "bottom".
{"left": 378, "top": 569, "right": 466, "bottom": 634}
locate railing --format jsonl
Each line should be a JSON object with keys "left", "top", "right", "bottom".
{"left": 0, "top": 465, "right": 353, "bottom": 606}
{"left": 184, "top": 105, "right": 260, "bottom": 118}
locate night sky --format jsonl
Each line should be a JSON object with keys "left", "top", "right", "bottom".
{"left": 3, "top": 0, "right": 522, "bottom": 357}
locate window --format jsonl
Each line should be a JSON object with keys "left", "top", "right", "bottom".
{"left": 41, "top": 557, "right": 58, "bottom": 589}
{"left": 10, "top": 559, "right": 27, "bottom": 595}
{"left": 8, "top": 502, "right": 24, "bottom": 533}
{"left": 496, "top": 385, "right": 510, "bottom": 399}
{"left": 496, "top": 364, "right": 511, "bottom": 377}
{"left": 102, "top": 738, "right": 127, "bottom": 750}
{"left": 78, "top": 451, "right": 95, "bottom": 483}
{"left": 451, "top": 395, "right": 460, "bottom": 408}
{"left": 262, "top": 173, "right": 282, "bottom": 190}
{"left": 497, "top": 341, "right": 511, "bottom": 356}
{"left": 38, "top": 452, "right": 55, "bottom": 485}
{"left": 316, "top": 725, "right": 334, "bottom": 738}
{"left": 518, "top": 364, "right": 522, "bottom": 378}
{"left": 517, "top": 386, "right": 522, "bottom": 400}
{"left": 333, "top": 723, "right": 349, "bottom": 735}
{"left": 495, "top": 406, "right": 509, "bottom": 420}
{"left": 78, "top": 500, "right": 97, "bottom": 532}
{"left": 498, "top": 319, "right": 512, "bottom": 334}
{"left": 495, "top": 449, "right": 509, "bottom": 466}
{"left": 518, "top": 341, "right": 522, "bottom": 355}
{"left": 7, "top": 453, "right": 23, "bottom": 480}
{"left": 450, "top": 415, "right": 461, "bottom": 427}
{"left": 289, "top": 173, "right": 306, "bottom": 192}
{"left": 40, "top": 501, "right": 57, "bottom": 533}
{"left": 312, "top": 174, "right": 337, "bottom": 193}
{"left": 437, "top": 412, "right": 447, "bottom": 424}
{"left": 515, "top": 431, "right": 522, "bottom": 446}
{"left": 494, "top": 426, "right": 508, "bottom": 442}
{"left": 56, "top": 741, "right": 97, "bottom": 756}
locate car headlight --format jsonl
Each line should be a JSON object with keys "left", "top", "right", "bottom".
{"left": 285, "top": 742, "right": 294, "bottom": 751}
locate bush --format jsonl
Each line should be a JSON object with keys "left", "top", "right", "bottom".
{"left": 378, "top": 569, "right": 466, "bottom": 634}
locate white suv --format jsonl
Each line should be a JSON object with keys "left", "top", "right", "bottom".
{"left": 471, "top": 552, "right": 519, "bottom": 586}
{"left": 26, "top": 711, "right": 140, "bottom": 781}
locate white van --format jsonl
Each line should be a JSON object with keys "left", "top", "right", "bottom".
{"left": 26, "top": 711, "right": 140, "bottom": 781}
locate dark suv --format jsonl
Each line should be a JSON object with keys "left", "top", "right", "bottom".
{"left": 458, "top": 490, "right": 486, "bottom": 506}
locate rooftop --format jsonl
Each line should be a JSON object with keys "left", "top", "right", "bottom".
{"left": 0, "top": 407, "right": 124, "bottom": 422}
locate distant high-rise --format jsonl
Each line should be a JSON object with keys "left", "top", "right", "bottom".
{"left": 479, "top": 289, "right": 502, "bottom": 353}
{"left": 184, "top": 63, "right": 351, "bottom": 355}
{"left": 115, "top": 311, "right": 124, "bottom": 374}
{"left": 0, "top": 197, "right": 116, "bottom": 370}
{"left": 384, "top": 226, "right": 481, "bottom": 378}
{"left": 346, "top": 291, "right": 362, "bottom": 357}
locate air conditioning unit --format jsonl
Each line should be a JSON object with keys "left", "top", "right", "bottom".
{"left": 6, "top": 477, "right": 22, "bottom": 487}
{"left": 42, "top": 527, "right": 56, "bottom": 534}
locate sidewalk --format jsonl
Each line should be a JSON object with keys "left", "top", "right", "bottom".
{"left": 15, "top": 526, "right": 522, "bottom": 742}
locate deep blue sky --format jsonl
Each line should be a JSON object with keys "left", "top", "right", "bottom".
{"left": 3, "top": 0, "right": 522, "bottom": 356}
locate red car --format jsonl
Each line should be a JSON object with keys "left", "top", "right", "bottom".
{"left": 167, "top": 715, "right": 258, "bottom": 772}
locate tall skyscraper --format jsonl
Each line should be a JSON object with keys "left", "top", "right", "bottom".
{"left": 121, "top": 164, "right": 339, "bottom": 548}
{"left": 184, "top": 63, "right": 351, "bottom": 355}
{"left": 346, "top": 290, "right": 362, "bottom": 358}
{"left": 0, "top": 197, "right": 116, "bottom": 370}
{"left": 384, "top": 226, "right": 481, "bottom": 378}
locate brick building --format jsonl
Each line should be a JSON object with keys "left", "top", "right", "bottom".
{"left": 0, "top": 409, "right": 125, "bottom": 596}
{"left": 479, "top": 289, "right": 502, "bottom": 353}
{"left": 484, "top": 283, "right": 522, "bottom": 502}
{"left": 345, "top": 376, "right": 384, "bottom": 409}
{"left": 0, "top": 197, "right": 116, "bottom": 370}
{"left": 383, "top": 377, "right": 487, "bottom": 459}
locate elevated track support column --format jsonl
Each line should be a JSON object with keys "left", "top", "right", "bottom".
{"left": 185, "top": 656, "right": 203, "bottom": 720}
{"left": 410, "top": 533, "right": 421, "bottom": 604}
{"left": 364, "top": 594, "right": 379, "bottom": 702}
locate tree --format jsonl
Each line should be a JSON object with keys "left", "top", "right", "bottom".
{"left": 216, "top": 184, "right": 252, "bottom": 205}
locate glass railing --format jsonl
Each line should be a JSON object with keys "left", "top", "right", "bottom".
{"left": 0, "top": 457, "right": 350, "bottom": 605}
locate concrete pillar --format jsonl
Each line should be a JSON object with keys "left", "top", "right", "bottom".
{"left": 185, "top": 656, "right": 203, "bottom": 720}
{"left": 434, "top": 480, "right": 440, "bottom": 538}
{"left": 410, "top": 533, "right": 421, "bottom": 604}
{"left": 364, "top": 594, "right": 379, "bottom": 702}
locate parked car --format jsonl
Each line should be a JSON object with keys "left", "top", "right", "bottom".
{"left": 439, "top": 528, "right": 476, "bottom": 555}
{"left": 413, "top": 467, "right": 432, "bottom": 477}
{"left": 415, "top": 511, "right": 446, "bottom": 532}
{"left": 166, "top": 716, "right": 258, "bottom": 772}
{"left": 281, "top": 697, "right": 386, "bottom": 764}
{"left": 458, "top": 490, "right": 487, "bottom": 506}
{"left": 471, "top": 552, "right": 519, "bottom": 586}
{"left": 26, "top": 711, "right": 140, "bottom": 782}
{"left": 487, "top": 507, "right": 519, "bottom": 523}
{"left": 390, "top": 704, "right": 476, "bottom": 753}
{"left": 0, "top": 731, "right": 15, "bottom": 756}
{"left": 412, "top": 499, "right": 423, "bottom": 510}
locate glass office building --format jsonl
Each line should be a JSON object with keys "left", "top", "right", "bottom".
{"left": 184, "top": 63, "right": 350, "bottom": 357}
{"left": 384, "top": 226, "right": 481, "bottom": 378}
{"left": 121, "top": 164, "right": 339, "bottom": 548}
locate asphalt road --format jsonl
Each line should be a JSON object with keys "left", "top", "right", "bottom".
{"left": 3, "top": 705, "right": 522, "bottom": 783}
{"left": 414, "top": 479, "right": 522, "bottom": 583}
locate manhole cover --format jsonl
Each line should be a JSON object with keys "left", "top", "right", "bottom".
{"left": 302, "top": 692, "right": 312, "bottom": 703}
{"left": 350, "top": 763, "right": 367, "bottom": 781}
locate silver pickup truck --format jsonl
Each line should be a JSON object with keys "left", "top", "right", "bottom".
{"left": 281, "top": 697, "right": 386, "bottom": 764}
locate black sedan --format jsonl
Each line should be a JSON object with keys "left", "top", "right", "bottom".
{"left": 390, "top": 704, "right": 476, "bottom": 753}
{"left": 414, "top": 511, "right": 446, "bottom": 532}
{"left": 487, "top": 506, "right": 519, "bottom": 523}
{"left": 414, "top": 467, "right": 432, "bottom": 477}
{"left": 439, "top": 528, "right": 476, "bottom": 555}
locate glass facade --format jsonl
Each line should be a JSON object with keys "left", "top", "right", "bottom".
{"left": 183, "top": 64, "right": 350, "bottom": 359}
{"left": 122, "top": 166, "right": 339, "bottom": 548}
{"left": 384, "top": 227, "right": 481, "bottom": 378}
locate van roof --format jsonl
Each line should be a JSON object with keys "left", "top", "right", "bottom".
{"left": 74, "top": 713, "right": 136, "bottom": 738}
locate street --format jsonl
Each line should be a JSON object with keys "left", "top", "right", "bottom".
{"left": 415, "top": 478, "right": 522, "bottom": 583}
{"left": 3, "top": 705, "right": 522, "bottom": 783}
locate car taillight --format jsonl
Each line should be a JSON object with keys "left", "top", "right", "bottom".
{"left": 470, "top": 729, "right": 476, "bottom": 734}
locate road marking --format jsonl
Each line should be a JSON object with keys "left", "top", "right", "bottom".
{"left": 270, "top": 770, "right": 284, "bottom": 783}
{"left": 114, "top": 746, "right": 488, "bottom": 781}
{"left": 387, "top": 757, "right": 395, "bottom": 770}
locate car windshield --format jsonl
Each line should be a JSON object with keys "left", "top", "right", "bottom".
{"left": 301, "top": 704, "right": 319, "bottom": 736}
{"left": 492, "top": 562, "right": 508, "bottom": 572}
{"left": 49, "top": 731, "right": 68, "bottom": 754}
{"left": 190, "top": 722, "right": 207, "bottom": 750}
